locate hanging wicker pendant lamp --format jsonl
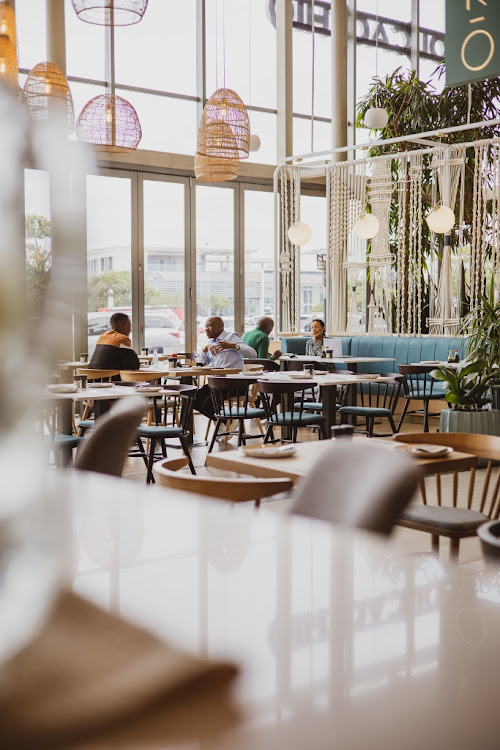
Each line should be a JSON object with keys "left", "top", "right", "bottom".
{"left": 197, "top": 116, "right": 241, "bottom": 161}
{"left": 23, "top": 62, "right": 75, "bottom": 132}
{"left": 71, "top": 0, "right": 148, "bottom": 26}
{"left": 0, "top": 33, "right": 17, "bottom": 90}
{"left": 0, "top": 2, "right": 16, "bottom": 52}
{"left": 201, "top": 88, "right": 250, "bottom": 159}
{"left": 194, "top": 151, "right": 238, "bottom": 182}
{"left": 76, "top": 93, "right": 141, "bottom": 152}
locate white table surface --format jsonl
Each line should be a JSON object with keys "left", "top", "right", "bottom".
{"left": 61, "top": 470, "right": 500, "bottom": 750}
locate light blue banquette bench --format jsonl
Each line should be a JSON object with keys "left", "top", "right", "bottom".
{"left": 280, "top": 335, "right": 466, "bottom": 375}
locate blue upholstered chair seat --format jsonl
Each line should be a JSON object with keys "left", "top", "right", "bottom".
{"left": 137, "top": 425, "right": 184, "bottom": 438}
{"left": 270, "top": 412, "right": 326, "bottom": 426}
{"left": 405, "top": 389, "right": 445, "bottom": 400}
{"left": 217, "top": 406, "right": 266, "bottom": 419}
{"left": 294, "top": 401, "right": 322, "bottom": 411}
{"left": 45, "top": 434, "right": 82, "bottom": 447}
{"left": 339, "top": 405, "right": 394, "bottom": 418}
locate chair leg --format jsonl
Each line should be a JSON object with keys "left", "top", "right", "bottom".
{"left": 136, "top": 437, "right": 149, "bottom": 469}
{"left": 449, "top": 538, "right": 460, "bottom": 562}
{"left": 146, "top": 438, "right": 157, "bottom": 484}
{"left": 207, "top": 418, "right": 221, "bottom": 454}
{"left": 431, "top": 534, "right": 440, "bottom": 554}
{"left": 319, "top": 421, "right": 328, "bottom": 439}
{"left": 180, "top": 436, "right": 196, "bottom": 475}
{"left": 237, "top": 419, "right": 244, "bottom": 447}
{"left": 367, "top": 417, "right": 373, "bottom": 437}
{"left": 388, "top": 414, "right": 397, "bottom": 434}
{"left": 397, "top": 400, "right": 410, "bottom": 432}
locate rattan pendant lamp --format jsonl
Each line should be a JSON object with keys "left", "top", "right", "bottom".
{"left": 23, "top": 62, "right": 75, "bottom": 133}
{"left": 0, "top": 1, "right": 16, "bottom": 52}
{"left": 194, "top": 0, "right": 249, "bottom": 180}
{"left": 0, "top": 1, "right": 17, "bottom": 92}
{"left": 75, "top": 6, "right": 141, "bottom": 152}
{"left": 71, "top": 0, "right": 148, "bottom": 26}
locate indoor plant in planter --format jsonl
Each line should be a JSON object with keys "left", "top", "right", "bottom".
{"left": 431, "top": 360, "right": 500, "bottom": 434}
{"left": 460, "top": 286, "right": 500, "bottom": 410}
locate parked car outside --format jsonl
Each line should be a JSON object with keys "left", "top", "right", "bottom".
{"left": 87, "top": 312, "right": 181, "bottom": 355}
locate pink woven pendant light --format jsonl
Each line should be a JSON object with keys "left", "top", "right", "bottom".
{"left": 76, "top": 93, "right": 141, "bottom": 152}
{"left": 71, "top": 0, "right": 148, "bottom": 26}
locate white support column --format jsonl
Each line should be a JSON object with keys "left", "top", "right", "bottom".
{"left": 46, "top": 0, "right": 66, "bottom": 72}
{"left": 276, "top": 0, "right": 293, "bottom": 161}
{"left": 331, "top": 0, "right": 348, "bottom": 163}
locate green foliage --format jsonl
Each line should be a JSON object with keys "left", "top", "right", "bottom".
{"left": 197, "top": 293, "right": 232, "bottom": 316}
{"left": 87, "top": 271, "right": 164, "bottom": 311}
{"left": 25, "top": 213, "right": 51, "bottom": 310}
{"left": 355, "top": 67, "right": 500, "bottom": 331}
{"left": 431, "top": 360, "right": 500, "bottom": 411}
{"left": 460, "top": 279, "right": 500, "bottom": 372}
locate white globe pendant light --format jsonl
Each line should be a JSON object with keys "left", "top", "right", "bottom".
{"left": 249, "top": 133, "right": 261, "bottom": 151}
{"left": 288, "top": 221, "right": 312, "bottom": 246}
{"left": 353, "top": 213, "right": 379, "bottom": 240}
{"left": 425, "top": 204, "right": 455, "bottom": 234}
{"left": 364, "top": 106, "right": 389, "bottom": 130}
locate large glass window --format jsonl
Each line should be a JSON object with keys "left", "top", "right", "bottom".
{"left": 196, "top": 186, "right": 235, "bottom": 347}
{"left": 24, "top": 170, "right": 51, "bottom": 315}
{"left": 244, "top": 189, "right": 274, "bottom": 329}
{"left": 143, "top": 179, "right": 186, "bottom": 355}
{"left": 16, "top": 0, "right": 47, "bottom": 72}
{"left": 86, "top": 174, "right": 132, "bottom": 355}
{"left": 114, "top": 0, "right": 197, "bottom": 95}
{"left": 64, "top": 0, "right": 106, "bottom": 82}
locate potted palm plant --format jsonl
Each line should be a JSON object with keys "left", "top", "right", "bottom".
{"left": 460, "top": 284, "right": 500, "bottom": 410}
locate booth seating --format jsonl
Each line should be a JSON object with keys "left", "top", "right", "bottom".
{"left": 280, "top": 335, "right": 466, "bottom": 375}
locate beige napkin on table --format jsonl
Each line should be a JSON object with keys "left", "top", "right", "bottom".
{"left": 0, "top": 589, "right": 239, "bottom": 750}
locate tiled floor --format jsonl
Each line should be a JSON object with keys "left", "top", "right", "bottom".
{"left": 120, "top": 407, "right": 487, "bottom": 570}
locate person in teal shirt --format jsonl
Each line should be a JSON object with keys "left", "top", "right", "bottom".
{"left": 242, "top": 317, "right": 282, "bottom": 360}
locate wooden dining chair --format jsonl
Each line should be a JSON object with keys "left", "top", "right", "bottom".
{"left": 75, "top": 368, "right": 122, "bottom": 434}
{"left": 74, "top": 396, "right": 147, "bottom": 477}
{"left": 206, "top": 376, "right": 266, "bottom": 453}
{"left": 393, "top": 432, "right": 500, "bottom": 560}
{"left": 397, "top": 364, "right": 446, "bottom": 432}
{"left": 338, "top": 374, "right": 403, "bottom": 437}
{"left": 257, "top": 379, "right": 328, "bottom": 443}
{"left": 291, "top": 440, "right": 419, "bottom": 534}
{"left": 135, "top": 384, "right": 197, "bottom": 483}
{"left": 155, "top": 457, "right": 293, "bottom": 507}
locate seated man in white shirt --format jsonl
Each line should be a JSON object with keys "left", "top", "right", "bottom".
{"left": 194, "top": 316, "right": 257, "bottom": 420}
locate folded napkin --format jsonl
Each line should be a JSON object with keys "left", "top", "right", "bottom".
{"left": 0, "top": 589, "right": 239, "bottom": 749}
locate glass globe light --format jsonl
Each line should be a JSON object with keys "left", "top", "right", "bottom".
{"left": 353, "top": 213, "right": 379, "bottom": 239}
{"left": 425, "top": 205, "right": 455, "bottom": 234}
{"left": 288, "top": 221, "right": 311, "bottom": 246}
{"left": 364, "top": 107, "right": 389, "bottom": 129}
{"left": 249, "top": 134, "right": 261, "bottom": 151}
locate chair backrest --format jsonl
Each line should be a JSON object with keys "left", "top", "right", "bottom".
{"left": 398, "top": 364, "right": 442, "bottom": 398}
{"left": 74, "top": 395, "right": 147, "bottom": 476}
{"left": 358, "top": 374, "right": 403, "bottom": 412}
{"left": 291, "top": 441, "right": 419, "bottom": 534}
{"left": 156, "top": 457, "right": 293, "bottom": 503}
{"left": 244, "top": 358, "right": 281, "bottom": 372}
{"left": 287, "top": 359, "right": 330, "bottom": 372}
{"left": 155, "top": 383, "right": 197, "bottom": 433}
{"left": 257, "top": 379, "right": 317, "bottom": 422}
{"left": 207, "top": 376, "right": 255, "bottom": 419}
{"left": 76, "top": 368, "right": 119, "bottom": 381}
{"left": 392, "top": 432, "right": 500, "bottom": 517}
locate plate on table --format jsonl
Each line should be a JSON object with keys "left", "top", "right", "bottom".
{"left": 356, "top": 373, "right": 379, "bottom": 380}
{"left": 47, "top": 384, "right": 78, "bottom": 394}
{"left": 134, "top": 385, "right": 163, "bottom": 394}
{"left": 288, "top": 371, "right": 313, "bottom": 379}
{"left": 420, "top": 360, "right": 442, "bottom": 365}
{"left": 410, "top": 444, "right": 453, "bottom": 458}
{"left": 88, "top": 382, "right": 113, "bottom": 389}
{"left": 240, "top": 445, "right": 297, "bottom": 459}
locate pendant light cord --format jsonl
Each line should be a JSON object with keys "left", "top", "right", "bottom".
{"left": 248, "top": 0, "right": 252, "bottom": 128}
{"left": 215, "top": 0, "right": 219, "bottom": 90}
{"left": 311, "top": 0, "right": 315, "bottom": 152}
{"left": 223, "top": 0, "right": 226, "bottom": 89}
{"left": 375, "top": 0, "right": 379, "bottom": 106}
